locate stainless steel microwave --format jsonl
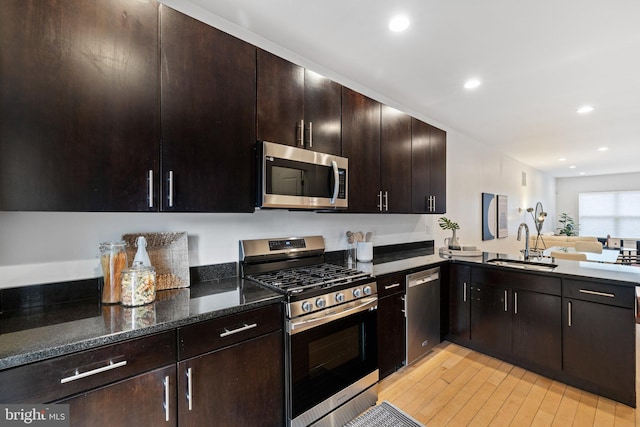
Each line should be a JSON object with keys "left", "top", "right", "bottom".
{"left": 257, "top": 141, "right": 348, "bottom": 209}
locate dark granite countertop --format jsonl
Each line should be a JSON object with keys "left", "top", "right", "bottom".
{"left": 3, "top": 242, "right": 638, "bottom": 372}
{"left": 445, "top": 251, "right": 640, "bottom": 287}
{"left": 0, "top": 277, "right": 283, "bottom": 371}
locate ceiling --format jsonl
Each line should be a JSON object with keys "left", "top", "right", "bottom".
{"left": 182, "top": 0, "right": 640, "bottom": 178}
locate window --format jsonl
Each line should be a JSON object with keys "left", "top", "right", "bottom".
{"left": 578, "top": 191, "right": 640, "bottom": 238}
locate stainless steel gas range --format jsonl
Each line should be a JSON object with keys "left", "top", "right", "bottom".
{"left": 240, "top": 236, "right": 379, "bottom": 427}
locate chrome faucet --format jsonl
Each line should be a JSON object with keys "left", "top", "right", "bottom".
{"left": 517, "top": 223, "right": 530, "bottom": 260}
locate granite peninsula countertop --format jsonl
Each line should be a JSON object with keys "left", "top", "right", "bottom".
{"left": 3, "top": 245, "right": 639, "bottom": 372}
{"left": 0, "top": 277, "right": 283, "bottom": 370}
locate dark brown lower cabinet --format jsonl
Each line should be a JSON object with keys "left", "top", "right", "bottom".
{"left": 563, "top": 291, "right": 635, "bottom": 406}
{"left": 59, "top": 365, "right": 177, "bottom": 427}
{"left": 470, "top": 281, "right": 511, "bottom": 358}
{"left": 376, "top": 273, "right": 406, "bottom": 379}
{"left": 511, "top": 288, "right": 561, "bottom": 373}
{"left": 377, "top": 293, "right": 406, "bottom": 379}
{"left": 448, "top": 264, "right": 471, "bottom": 344}
{"left": 177, "top": 331, "right": 283, "bottom": 427}
{"left": 448, "top": 263, "right": 636, "bottom": 407}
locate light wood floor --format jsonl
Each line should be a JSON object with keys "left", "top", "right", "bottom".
{"left": 378, "top": 340, "right": 639, "bottom": 426}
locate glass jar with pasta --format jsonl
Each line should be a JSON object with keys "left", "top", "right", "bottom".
{"left": 99, "top": 241, "right": 128, "bottom": 304}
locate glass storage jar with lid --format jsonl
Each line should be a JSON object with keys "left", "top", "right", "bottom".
{"left": 99, "top": 241, "right": 128, "bottom": 304}
{"left": 120, "top": 262, "right": 156, "bottom": 306}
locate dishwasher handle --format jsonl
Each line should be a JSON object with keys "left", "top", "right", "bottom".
{"left": 408, "top": 269, "right": 440, "bottom": 288}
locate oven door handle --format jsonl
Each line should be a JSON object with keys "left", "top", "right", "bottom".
{"left": 288, "top": 297, "right": 378, "bottom": 335}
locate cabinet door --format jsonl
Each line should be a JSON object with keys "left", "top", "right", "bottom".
{"left": 341, "top": 87, "right": 381, "bottom": 213}
{"left": 512, "top": 289, "right": 561, "bottom": 372}
{"left": 448, "top": 264, "right": 471, "bottom": 344}
{"left": 160, "top": 6, "right": 256, "bottom": 212}
{"left": 380, "top": 106, "right": 411, "bottom": 213}
{"left": 429, "top": 126, "right": 447, "bottom": 213}
{"left": 0, "top": 0, "right": 159, "bottom": 211}
{"left": 563, "top": 298, "right": 635, "bottom": 406}
{"left": 411, "top": 119, "right": 447, "bottom": 214}
{"left": 178, "top": 331, "right": 284, "bottom": 427}
{"left": 377, "top": 293, "right": 406, "bottom": 379}
{"left": 59, "top": 365, "right": 177, "bottom": 427}
{"left": 257, "top": 50, "right": 304, "bottom": 146}
{"left": 470, "top": 282, "right": 511, "bottom": 357}
{"left": 304, "top": 70, "right": 342, "bottom": 155}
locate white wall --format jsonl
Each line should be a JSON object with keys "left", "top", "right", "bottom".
{"left": 0, "top": 2, "right": 556, "bottom": 289}
{"left": 556, "top": 171, "right": 640, "bottom": 237}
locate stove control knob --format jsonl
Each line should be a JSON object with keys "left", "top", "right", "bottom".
{"left": 353, "top": 288, "right": 362, "bottom": 298}
{"left": 363, "top": 285, "right": 372, "bottom": 296}
{"left": 335, "top": 293, "right": 345, "bottom": 303}
{"left": 315, "top": 298, "right": 326, "bottom": 309}
{"left": 301, "top": 301, "right": 312, "bottom": 312}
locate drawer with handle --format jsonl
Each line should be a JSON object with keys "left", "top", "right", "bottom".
{"left": 376, "top": 272, "right": 406, "bottom": 298}
{"left": 563, "top": 279, "right": 635, "bottom": 309}
{"left": 178, "top": 303, "right": 282, "bottom": 360}
{"left": 0, "top": 330, "right": 176, "bottom": 404}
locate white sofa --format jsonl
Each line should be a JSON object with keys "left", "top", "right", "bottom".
{"left": 529, "top": 235, "right": 598, "bottom": 250}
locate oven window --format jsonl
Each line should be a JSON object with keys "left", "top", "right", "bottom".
{"left": 308, "top": 326, "right": 360, "bottom": 376}
{"left": 290, "top": 309, "right": 377, "bottom": 418}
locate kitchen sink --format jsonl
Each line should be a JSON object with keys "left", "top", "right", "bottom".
{"left": 485, "top": 258, "right": 558, "bottom": 272}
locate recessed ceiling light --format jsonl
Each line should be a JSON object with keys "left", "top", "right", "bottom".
{"left": 579, "top": 172, "right": 586, "bottom": 175}
{"left": 569, "top": 165, "right": 577, "bottom": 169}
{"left": 558, "top": 157, "right": 567, "bottom": 162}
{"left": 389, "top": 15, "right": 410, "bottom": 32}
{"left": 464, "top": 79, "right": 481, "bottom": 89}
{"left": 597, "top": 147, "right": 609, "bottom": 152}
{"left": 577, "top": 105, "right": 594, "bottom": 114}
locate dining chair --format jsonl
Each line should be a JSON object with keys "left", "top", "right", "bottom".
{"left": 575, "top": 241, "right": 603, "bottom": 253}
{"left": 551, "top": 251, "right": 588, "bottom": 261}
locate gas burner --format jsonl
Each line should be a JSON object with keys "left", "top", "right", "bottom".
{"left": 246, "top": 263, "right": 369, "bottom": 294}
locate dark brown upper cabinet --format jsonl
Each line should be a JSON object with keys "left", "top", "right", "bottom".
{"left": 257, "top": 50, "right": 342, "bottom": 155}
{"left": 381, "top": 106, "right": 412, "bottom": 213}
{"left": 411, "top": 119, "right": 447, "bottom": 214}
{"left": 160, "top": 6, "right": 257, "bottom": 212}
{"left": 343, "top": 92, "right": 413, "bottom": 213}
{"left": 341, "top": 87, "right": 381, "bottom": 213}
{"left": 0, "top": 0, "right": 159, "bottom": 211}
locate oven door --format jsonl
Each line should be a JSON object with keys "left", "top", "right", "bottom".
{"left": 287, "top": 297, "right": 378, "bottom": 426}
{"left": 258, "top": 141, "right": 347, "bottom": 209}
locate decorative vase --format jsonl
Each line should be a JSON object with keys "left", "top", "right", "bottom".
{"left": 444, "top": 229, "right": 461, "bottom": 250}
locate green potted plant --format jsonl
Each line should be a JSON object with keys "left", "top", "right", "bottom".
{"left": 557, "top": 213, "right": 578, "bottom": 236}
{"left": 438, "top": 217, "right": 461, "bottom": 249}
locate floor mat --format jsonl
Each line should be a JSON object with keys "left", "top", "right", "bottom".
{"left": 344, "top": 401, "right": 425, "bottom": 427}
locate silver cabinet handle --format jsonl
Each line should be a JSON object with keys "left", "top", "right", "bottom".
{"left": 568, "top": 301, "right": 572, "bottom": 327}
{"left": 167, "top": 170, "right": 174, "bottom": 208}
{"left": 431, "top": 195, "right": 436, "bottom": 212}
{"left": 186, "top": 367, "right": 193, "bottom": 411}
{"left": 514, "top": 291, "right": 518, "bottom": 314}
{"left": 220, "top": 323, "right": 257, "bottom": 337}
{"left": 504, "top": 290, "right": 508, "bottom": 312}
{"left": 60, "top": 360, "right": 127, "bottom": 384}
{"left": 384, "top": 283, "right": 401, "bottom": 290}
{"left": 298, "top": 119, "right": 304, "bottom": 146}
{"left": 330, "top": 160, "right": 339, "bottom": 205}
{"left": 163, "top": 375, "right": 170, "bottom": 422}
{"left": 384, "top": 191, "right": 389, "bottom": 212}
{"left": 147, "top": 170, "right": 154, "bottom": 208}
{"left": 377, "top": 191, "right": 383, "bottom": 212}
{"left": 579, "top": 289, "right": 615, "bottom": 298}
{"left": 309, "top": 121, "right": 313, "bottom": 148}
{"left": 463, "top": 282, "right": 467, "bottom": 302}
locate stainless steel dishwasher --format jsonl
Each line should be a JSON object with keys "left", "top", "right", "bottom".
{"left": 406, "top": 267, "right": 441, "bottom": 365}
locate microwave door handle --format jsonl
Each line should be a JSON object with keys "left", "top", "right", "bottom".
{"left": 330, "top": 160, "right": 339, "bottom": 205}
